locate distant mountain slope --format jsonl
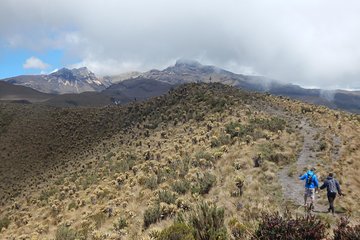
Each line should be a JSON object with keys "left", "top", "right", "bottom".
{"left": 44, "top": 78, "right": 172, "bottom": 107}
{"left": 0, "top": 81, "right": 52, "bottom": 102}
{"left": 3, "top": 67, "right": 111, "bottom": 94}
{"left": 102, "top": 77, "right": 174, "bottom": 102}
{"left": 142, "top": 59, "right": 270, "bottom": 91}
{"left": 137, "top": 60, "right": 360, "bottom": 113}
{"left": 44, "top": 92, "right": 116, "bottom": 107}
{"left": 1, "top": 60, "right": 359, "bottom": 112}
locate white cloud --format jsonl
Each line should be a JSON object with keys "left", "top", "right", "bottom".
{"left": 2, "top": 0, "right": 360, "bottom": 89}
{"left": 23, "top": 57, "right": 49, "bottom": 70}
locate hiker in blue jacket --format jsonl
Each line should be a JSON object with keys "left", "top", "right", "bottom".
{"left": 299, "top": 167, "right": 319, "bottom": 210}
{"left": 320, "top": 173, "right": 342, "bottom": 214}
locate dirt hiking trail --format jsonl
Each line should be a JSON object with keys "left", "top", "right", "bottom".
{"left": 278, "top": 119, "right": 328, "bottom": 211}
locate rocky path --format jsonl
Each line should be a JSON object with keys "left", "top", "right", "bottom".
{"left": 278, "top": 119, "right": 327, "bottom": 210}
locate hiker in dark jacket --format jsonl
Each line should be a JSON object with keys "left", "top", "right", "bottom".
{"left": 320, "top": 173, "right": 342, "bottom": 214}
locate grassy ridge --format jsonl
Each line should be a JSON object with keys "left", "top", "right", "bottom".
{"left": 0, "top": 83, "right": 359, "bottom": 239}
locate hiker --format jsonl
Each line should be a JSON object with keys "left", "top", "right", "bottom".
{"left": 299, "top": 167, "right": 319, "bottom": 210}
{"left": 320, "top": 173, "right": 342, "bottom": 214}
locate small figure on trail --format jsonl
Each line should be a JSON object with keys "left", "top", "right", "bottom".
{"left": 320, "top": 173, "right": 342, "bottom": 215}
{"left": 299, "top": 167, "right": 319, "bottom": 210}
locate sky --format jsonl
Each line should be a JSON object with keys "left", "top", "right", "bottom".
{"left": 0, "top": 0, "right": 360, "bottom": 90}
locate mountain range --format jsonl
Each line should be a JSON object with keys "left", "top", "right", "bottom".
{"left": 3, "top": 67, "right": 111, "bottom": 94}
{"left": 1, "top": 60, "right": 359, "bottom": 113}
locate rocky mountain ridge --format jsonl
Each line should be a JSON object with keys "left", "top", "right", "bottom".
{"left": 3, "top": 67, "right": 111, "bottom": 94}
{"left": 1, "top": 60, "right": 360, "bottom": 112}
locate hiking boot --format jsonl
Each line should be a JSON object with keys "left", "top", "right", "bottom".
{"left": 309, "top": 203, "right": 314, "bottom": 211}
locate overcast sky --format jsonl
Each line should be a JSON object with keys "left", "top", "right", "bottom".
{"left": 0, "top": 0, "right": 360, "bottom": 89}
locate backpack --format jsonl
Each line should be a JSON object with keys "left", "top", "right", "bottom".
{"left": 306, "top": 173, "right": 314, "bottom": 185}
{"left": 328, "top": 178, "right": 337, "bottom": 193}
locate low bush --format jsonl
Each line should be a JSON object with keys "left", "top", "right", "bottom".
{"left": 80, "top": 173, "right": 98, "bottom": 190}
{"left": 255, "top": 212, "right": 327, "bottom": 240}
{"left": 55, "top": 225, "right": 77, "bottom": 240}
{"left": 145, "top": 175, "right": 158, "bottom": 190}
{"left": 157, "top": 223, "right": 195, "bottom": 240}
{"left": 318, "top": 140, "right": 327, "bottom": 151}
{"left": 195, "top": 150, "right": 214, "bottom": 162}
{"left": 68, "top": 200, "right": 77, "bottom": 211}
{"left": 249, "top": 117, "right": 286, "bottom": 132}
{"left": 91, "top": 212, "right": 107, "bottom": 229}
{"left": 333, "top": 217, "right": 360, "bottom": 240}
{"left": 0, "top": 216, "right": 10, "bottom": 230}
{"left": 189, "top": 202, "right": 227, "bottom": 240}
{"left": 158, "top": 190, "right": 177, "bottom": 204}
{"left": 191, "top": 173, "right": 216, "bottom": 195}
{"left": 144, "top": 204, "right": 161, "bottom": 228}
{"left": 225, "top": 122, "right": 253, "bottom": 139}
{"left": 172, "top": 180, "right": 190, "bottom": 195}
{"left": 114, "top": 217, "right": 128, "bottom": 232}
{"left": 39, "top": 187, "right": 58, "bottom": 203}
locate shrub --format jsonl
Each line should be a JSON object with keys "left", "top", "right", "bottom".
{"left": 172, "top": 180, "right": 190, "bottom": 195}
{"left": 0, "top": 216, "right": 10, "bottom": 230}
{"left": 68, "top": 200, "right": 77, "bottom": 210}
{"left": 211, "top": 134, "right": 231, "bottom": 148}
{"left": 191, "top": 173, "right": 216, "bottom": 195}
{"left": 104, "top": 152, "right": 115, "bottom": 161}
{"left": 318, "top": 140, "right": 327, "bottom": 151}
{"left": 333, "top": 217, "right": 360, "bottom": 240}
{"left": 189, "top": 202, "right": 228, "bottom": 240}
{"left": 158, "top": 190, "right": 177, "bottom": 204}
{"left": 157, "top": 223, "right": 195, "bottom": 240}
{"left": 254, "top": 212, "right": 327, "bottom": 240}
{"left": 39, "top": 187, "right": 58, "bottom": 202}
{"left": 114, "top": 217, "right": 128, "bottom": 232}
{"left": 225, "top": 122, "right": 253, "bottom": 138}
{"left": 55, "top": 225, "right": 77, "bottom": 240}
{"left": 144, "top": 204, "right": 161, "bottom": 228}
{"left": 249, "top": 117, "right": 286, "bottom": 132}
{"left": 91, "top": 212, "right": 107, "bottom": 229}
{"left": 228, "top": 218, "right": 248, "bottom": 239}
{"left": 195, "top": 150, "right": 214, "bottom": 161}
{"left": 145, "top": 175, "right": 158, "bottom": 190}
{"left": 80, "top": 173, "right": 98, "bottom": 190}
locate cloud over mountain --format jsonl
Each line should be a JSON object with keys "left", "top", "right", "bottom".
{"left": 1, "top": 0, "right": 360, "bottom": 89}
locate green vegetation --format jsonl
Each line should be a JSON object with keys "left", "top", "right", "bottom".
{"left": 91, "top": 212, "right": 107, "bottom": 229}
{"left": 255, "top": 212, "right": 327, "bottom": 240}
{"left": 189, "top": 202, "right": 227, "bottom": 240}
{"left": 249, "top": 117, "right": 286, "bottom": 132}
{"left": 55, "top": 225, "right": 77, "bottom": 240}
{"left": 144, "top": 204, "right": 161, "bottom": 228}
{"left": 67, "top": 200, "right": 77, "bottom": 211}
{"left": 172, "top": 180, "right": 190, "bottom": 195}
{"left": 0, "top": 111, "right": 13, "bottom": 135}
{"left": 191, "top": 173, "right": 216, "bottom": 195}
{"left": 39, "top": 187, "right": 58, "bottom": 203}
{"left": 158, "top": 190, "right": 177, "bottom": 204}
{"left": 157, "top": 223, "right": 195, "bottom": 240}
{"left": 80, "top": 173, "right": 98, "bottom": 190}
{"left": 0, "top": 216, "right": 10, "bottom": 230}
{"left": 113, "top": 217, "right": 128, "bottom": 232}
